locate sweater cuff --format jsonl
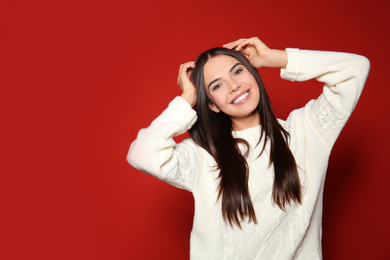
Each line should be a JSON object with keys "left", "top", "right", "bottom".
{"left": 280, "top": 48, "right": 301, "bottom": 81}
{"left": 169, "top": 96, "right": 198, "bottom": 128}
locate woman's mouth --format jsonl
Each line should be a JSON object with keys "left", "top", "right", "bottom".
{"left": 231, "top": 90, "right": 250, "bottom": 104}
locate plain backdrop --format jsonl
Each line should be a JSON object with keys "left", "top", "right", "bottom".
{"left": 1, "top": 0, "right": 390, "bottom": 259}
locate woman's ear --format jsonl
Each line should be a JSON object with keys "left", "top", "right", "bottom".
{"left": 208, "top": 103, "right": 220, "bottom": 113}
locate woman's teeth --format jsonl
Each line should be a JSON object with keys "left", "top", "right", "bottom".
{"left": 233, "top": 92, "right": 249, "bottom": 104}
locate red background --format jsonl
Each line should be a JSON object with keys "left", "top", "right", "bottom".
{"left": 1, "top": 0, "right": 389, "bottom": 259}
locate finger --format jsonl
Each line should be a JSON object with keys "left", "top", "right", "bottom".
{"left": 179, "top": 62, "right": 195, "bottom": 75}
{"left": 187, "top": 68, "right": 193, "bottom": 79}
{"left": 181, "top": 61, "right": 195, "bottom": 70}
{"left": 234, "top": 38, "right": 254, "bottom": 51}
{"left": 223, "top": 38, "right": 247, "bottom": 49}
{"left": 223, "top": 39, "right": 244, "bottom": 49}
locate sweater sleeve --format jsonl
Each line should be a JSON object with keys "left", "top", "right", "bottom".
{"left": 281, "top": 48, "right": 370, "bottom": 151}
{"left": 127, "top": 96, "right": 201, "bottom": 192}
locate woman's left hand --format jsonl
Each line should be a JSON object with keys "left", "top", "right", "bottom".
{"left": 223, "top": 37, "right": 287, "bottom": 69}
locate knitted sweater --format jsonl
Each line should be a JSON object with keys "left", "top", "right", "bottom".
{"left": 127, "top": 49, "right": 370, "bottom": 259}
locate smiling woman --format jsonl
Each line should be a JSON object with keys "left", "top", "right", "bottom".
{"left": 189, "top": 46, "right": 301, "bottom": 234}
{"left": 127, "top": 37, "right": 370, "bottom": 259}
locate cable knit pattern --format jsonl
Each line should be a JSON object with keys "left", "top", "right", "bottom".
{"left": 221, "top": 224, "right": 245, "bottom": 260}
{"left": 306, "top": 95, "right": 347, "bottom": 150}
{"left": 127, "top": 49, "right": 370, "bottom": 259}
{"left": 164, "top": 140, "right": 198, "bottom": 190}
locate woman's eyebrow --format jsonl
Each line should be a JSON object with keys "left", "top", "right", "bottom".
{"left": 208, "top": 78, "right": 221, "bottom": 90}
{"left": 229, "top": 63, "right": 241, "bottom": 73}
{"left": 207, "top": 63, "right": 242, "bottom": 90}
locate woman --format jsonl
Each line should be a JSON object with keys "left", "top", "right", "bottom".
{"left": 127, "top": 37, "right": 370, "bottom": 259}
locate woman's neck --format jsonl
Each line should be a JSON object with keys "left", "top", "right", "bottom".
{"left": 231, "top": 112, "right": 261, "bottom": 131}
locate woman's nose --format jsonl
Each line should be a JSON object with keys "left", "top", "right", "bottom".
{"left": 229, "top": 82, "right": 240, "bottom": 93}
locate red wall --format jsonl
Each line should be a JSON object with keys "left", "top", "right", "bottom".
{"left": 2, "top": 0, "right": 389, "bottom": 259}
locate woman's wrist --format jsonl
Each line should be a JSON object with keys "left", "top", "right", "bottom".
{"left": 263, "top": 49, "right": 287, "bottom": 69}
{"left": 181, "top": 92, "right": 197, "bottom": 108}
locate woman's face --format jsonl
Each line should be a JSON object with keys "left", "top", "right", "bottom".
{"left": 203, "top": 55, "right": 261, "bottom": 130}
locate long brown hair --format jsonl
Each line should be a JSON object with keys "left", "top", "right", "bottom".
{"left": 189, "top": 47, "right": 301, "bottom": 228}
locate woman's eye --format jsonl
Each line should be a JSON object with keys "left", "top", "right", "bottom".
{"left": 234, "top": 68, "right": 243, "bottom": 76}
{"left": 213, "top": 83, "right": 222, "bottom": 91}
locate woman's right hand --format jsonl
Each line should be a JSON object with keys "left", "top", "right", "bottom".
{"left": 177, "top": 61, "right": 197, "bottom": 107}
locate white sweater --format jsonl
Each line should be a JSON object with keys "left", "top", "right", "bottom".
{"left": 127, "top": 49, "right": 370, "bottom": 259}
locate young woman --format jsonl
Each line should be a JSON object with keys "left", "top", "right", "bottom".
{"left": 127, "top": 37, "right": 370, "bottom": 259}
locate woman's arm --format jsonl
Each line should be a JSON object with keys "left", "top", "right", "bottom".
{"left": 127, "top": 63, "right": 201, "bottom": 191}
{"left": 282, "top": 48, "right": 370, "bottom": 149}
{"left": 127, "top": 96, "right": 200, "bottom": 191}
{"left": 283, "top": 48, "right": 370, "bottom": 116}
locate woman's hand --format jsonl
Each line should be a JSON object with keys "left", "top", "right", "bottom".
{"left": 177, "top": 61, "right": 197, "bottom": 107}
{"left": 223, "top": 37, "right": 287, "bottom": 69}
